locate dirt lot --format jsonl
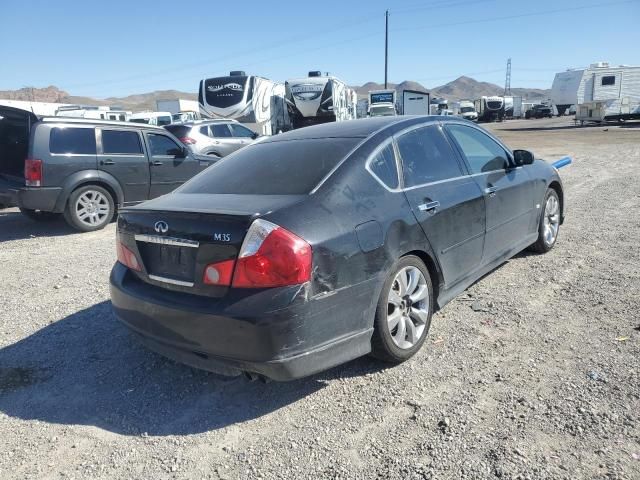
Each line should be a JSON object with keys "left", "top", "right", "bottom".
{"left": 0, "top": 117, "right": 638, "bottom": 480}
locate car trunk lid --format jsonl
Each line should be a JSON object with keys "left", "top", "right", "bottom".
{"left": 118, "top": 193, "right": 306, "bottom": 297}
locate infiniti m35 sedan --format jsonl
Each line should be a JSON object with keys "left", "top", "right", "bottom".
{"left": 110, "top": 116, "right": 565, "bottom": 380}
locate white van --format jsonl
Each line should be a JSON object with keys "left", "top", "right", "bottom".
{"left": 129, "top": 111, "right": 173, "bottom": 126}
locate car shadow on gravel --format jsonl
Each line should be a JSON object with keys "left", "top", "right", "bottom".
{"left": 0, "top": 301, "right": 385, "bottom": 436}
{"left": 0, "top": 209, "right": 76, "bottom": 242}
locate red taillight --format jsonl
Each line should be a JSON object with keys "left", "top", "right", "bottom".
{"left": 117, "top": 239, "right": 141, "bottom": 271}
{"left": 179, "top": 136, "right": 197, "bottom": 145}
{"left": 25, "top": 158, "right": 43, "bottom": 187}
{"left": 203, "top": 259, "right": 235, "bottom": 286}
{"left": 232, "top": 219, "right": 312, "bottom": 288}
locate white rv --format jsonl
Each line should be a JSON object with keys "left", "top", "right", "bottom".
{"left": 550, "top": 62, "right": 640, "bottom": 122}
{"left": 401, "top": 90, "right": 430, "bottom": 115}
{"left": 474, "top": 96, "right": 505, "bottom": 122}
{"left": 199, "top": 71, "right": 291, "bottom": 135}
{"left": 456, "top": 100, "right": 478, "bottom": 121}
{"left": 285, "top": 71, "right": 356, "bottom": 129}
{"left": 56, "top": 106, "right": 131, "bottom": 122}
{"left": 129, "top": 111, "right": 172, "bottom": 126}
{"left": 368, "top": 89, "right": 396, "bottom": 117}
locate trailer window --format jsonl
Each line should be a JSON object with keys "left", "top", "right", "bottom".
{"left": 601, "top": 76, "right": 615, "bottom": 86}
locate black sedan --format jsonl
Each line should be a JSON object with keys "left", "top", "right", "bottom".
{"left": 110, "top": 116, "right": 565, "bottom": 381}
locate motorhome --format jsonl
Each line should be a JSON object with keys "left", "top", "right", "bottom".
{"left": 368, "top": 89, "right": 396, "bottom": 117}
{"left": 550, "top": 62, "right": 640, "bottom": 122}
{"left": 503, "top": 96, "right": 524, "bottom": 119}
{"left": 400, "top": 90, "right": 430, "bottom": 116}
{"left": 56, "top": 105, "right": 131, "bottom": 122}
{"left": 474, "top": 96, "right": 505, "bottom": 122}
{"left": 285, "top": 71, "right": 356, "bottom": 129}
{"left": 431, "top": 97, "right": 449, "bottom": 115}
{"left": 199, "top": 71, "right": 291, "bottom": 135}
{"left": 456, "top": 100, "right": 478, "bottom": 121}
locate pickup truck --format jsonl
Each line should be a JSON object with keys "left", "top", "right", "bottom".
{"left": 0, "top": 106, "right": 217, "bottom": 231}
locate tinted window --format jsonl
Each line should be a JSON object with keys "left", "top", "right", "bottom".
{"left": 199, "top": 126, "right": 210, "bottom": 136}
{"left": 102, "top": 130, "right": 142, "bottom": 154}
{"left": 50, "top": 127, "right": 96, "bottom": 155}
{"left": 148, "top": 134, "right": 181, "bottom": 156}
{"left": 130, "top": 118, "right": 149, "bottom": 124}
{"left": 157, "top": 116, "right": 172, "bottom": 126}
{"left": 229, "top": 124, "right": 255, "bottom": 138}
{"left": 181, "top": 138, "right": 358, "bottom": 195}
{"left": 369, "top": 143, "right": 398, "bottom": 189}
{"left": 446, "top": 125, "right": 509, "bottom": 173}
{"left": 164, "top": 125, "right": 191, "bottom": 138}
{"left": 397, "top": 126, "right": 462, "bottom": 187}
{"left": 601, "top": 75, "right": 615, "bottom": 86}
{"left": 211, "top": 124, "right": 232, "bottom": 137}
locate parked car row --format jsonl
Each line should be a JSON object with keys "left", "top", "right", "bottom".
{"left": 164, "top": 119, "right": 261, "bottom": 157}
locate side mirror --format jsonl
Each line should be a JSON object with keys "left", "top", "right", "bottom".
{"left": 513, "top": 149, "right": 534, "bottom": 166}
{"left": 251, "top": 132, "right": 259, "bottom": 140}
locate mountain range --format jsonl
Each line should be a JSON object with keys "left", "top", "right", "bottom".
{"left": 0, "top": 76, "right": 550, "bottom": 112}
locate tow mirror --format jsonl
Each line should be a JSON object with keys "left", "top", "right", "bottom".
{"left": 513, "top": 149, "right": 534, "bottom": 166}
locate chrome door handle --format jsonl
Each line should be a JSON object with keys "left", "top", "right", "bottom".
{"left": 151, "top": 160, "right": 164, "bottom": 166}
{"left": 418, "top": 201, "right": 440, "bottom": 213}
{"left": 100, "top": 160, "right": 115, "bottom": 166}
{"left": 485, "top": 186, "right": 498, "bottom": 197}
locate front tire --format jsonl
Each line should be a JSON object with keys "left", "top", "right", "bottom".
{"left": 529, "top": 188, "right": 561, "bottom": 253}
{"left": 371, "top": 256, "right": 434, "bottom": 363}
{"left": 63, "top": 185, "right": 114, "bottom": 232}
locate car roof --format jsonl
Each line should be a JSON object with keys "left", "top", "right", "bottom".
{"left": 261, "top": 116, "right": 442, "bottom": 143}
{"left": 39, "top": 116, "right": 165, "bottom": 130}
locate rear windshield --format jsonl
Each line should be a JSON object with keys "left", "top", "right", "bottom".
{"left": 180, "top": 137, "right": 359, "bottom": 195}
{"left": 164, "top": 125, "right": 190, "bottom": 137}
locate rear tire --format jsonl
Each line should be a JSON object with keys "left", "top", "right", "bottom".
{"left": 63, "top": 185, "right": 114, "bottom": 232}
{"left": 371, "top": 255, "right": 434, "bottom": 363}
{"left": 529, "top": 188, "right": 561, "bottom": 253}
{"left": 19, "top": 208, "right": 60, "bottom": 221}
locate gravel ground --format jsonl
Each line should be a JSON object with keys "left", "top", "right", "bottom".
{"left": 0, "top": 117, "right": 639, "bottom": 479}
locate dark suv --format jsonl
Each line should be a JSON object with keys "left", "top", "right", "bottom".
{"left": 0, "top": 107, "right": 217, "bottom": 231}
{"left": 525, "top": 104, "right": 553, "bottom": 119}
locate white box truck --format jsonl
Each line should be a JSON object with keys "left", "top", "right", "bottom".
{"left": 401, "top": 90, "right": 430, "bottom": 115}
{"left": 368, "top": 89, "right": 397, "bottom": 117}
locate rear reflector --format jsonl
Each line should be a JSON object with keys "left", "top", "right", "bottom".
{"left": 179, "top": 136, "right": 197, "bottom": 145}
{"left": 203, "top": 259, "right": 235, "bottom": 286}
{"left": 232, "top": 219, "right": 312, "bottom": 288}
{"left": 117, "top": 240, "right": 141, "bottom": 271}
{"left": 25, "top": 158, "right": 43, "bottom": 187}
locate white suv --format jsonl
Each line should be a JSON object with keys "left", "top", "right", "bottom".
{"left": 164, "top": 120, "right": 260, "bottom": 157}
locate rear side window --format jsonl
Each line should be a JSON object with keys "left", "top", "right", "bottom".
{"left": 445, "top": 125, "right": 509, "bottom": 173}
{"left": 157, "top": 116, "right": 172, "bottom": 126}
{"left": 368, "top": 143, "right": 399, "bottom": 189}
{"left": 180, "top": 138, "right": 359, "bottom": 195}
{"left": 102, "top": 130, "right": 142, "bottom": 154}
{"left": 229, "top": 124, "right": 255, "bottom": 138}
{"left": 397, "top": 126, "right": 462, "bottom": 187}
{"left": 50, "top": 127, "right": 96, "bottom": 155}
{"left": 147, "top": 134, "right": 182, "bottom": 156}
{"left": 211, "top": 124, "right": 232, "bottom": 137}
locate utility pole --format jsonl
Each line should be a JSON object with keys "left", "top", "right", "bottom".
{"left": 504, "top": 58, "right": 512, "bottom": 96}
{"left": 384, "top": 10, "right": 389, "bottom": 89}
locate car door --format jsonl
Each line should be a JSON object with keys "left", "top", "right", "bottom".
{"left": 208, "top": 124, "right": 237, "bottom": 157}
{"left": 97, "top": 128, "right": 149, "bottom": 203}
{"left": 444, "top": 123, "right": 535, "bottom": 263}
{"left": 144, "top": 132, "right": 202, "bottom": 198}
{"left": 397, "top": 124, "right": 486, "bottom": 288}
{"left": 228, "top": 123, "right": 258, "bottom": 153}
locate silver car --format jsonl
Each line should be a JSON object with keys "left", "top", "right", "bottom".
{"left": 164, "top": 120, "right": 260, "bottom": 157}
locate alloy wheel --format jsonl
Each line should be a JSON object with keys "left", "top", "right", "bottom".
{"left": 387, "top": 266, "right": 429, "bottom": 349}
{"left": 75, "top": 190, "right": 110, "bottom": 226}
{"left": 543, "top": 194, "right": 560, "bottom": 246}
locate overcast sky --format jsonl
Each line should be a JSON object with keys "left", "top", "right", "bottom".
{"left": 2, "top": 0, "right": 639, "bottom": 97}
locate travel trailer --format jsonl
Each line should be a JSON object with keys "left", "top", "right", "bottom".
{"left": 285, "top": 71, "right": 357, "bottom": 129}
{"left": 199, "top": 71, "right": 291, "bottom": 135}
{"left": 474, "top": 96, "right": 505, "bottom": 122}
{"left": 550, "top": 62, "right": 640, "bottom": 122}
{"left": 368, "top": 89, "right": 396, "bottom": 117}
{"left": 400, "top": 90, "right": 430, "bottom": 115}
{"left": 56, "top": 105, "right": 131, "bottom": 121}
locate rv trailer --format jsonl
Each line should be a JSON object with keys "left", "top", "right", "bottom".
{"left": 56, "top": 105, "right": 131, "bottom": 121}
{"left": 285, "top": 71, "right": 357, "bottom": 129}
{"left": 199, "top": 71, "right": 291, "bottom": 135}
{"left": 474, "top": 96, "right": 505, "bottom": 122}
{"left": 550, "top": 62, "right": 640, "bottom": 122}
{"left": 401, "top": 90, "right": 431, "bottom": 115}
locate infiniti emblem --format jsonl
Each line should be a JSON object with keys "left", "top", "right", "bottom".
{"left": 154, "top": 221, "right": 169, "bottom": 234}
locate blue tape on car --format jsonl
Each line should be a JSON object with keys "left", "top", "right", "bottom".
{"left": 552, "top": 156, "right": 572, "bottom": 169}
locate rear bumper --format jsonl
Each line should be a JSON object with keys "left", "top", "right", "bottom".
{"left": 109, "top": 263, "right": 375, "bottom": 380}
{"left": 0, "top": 177, "right": 62, "bottom": 211}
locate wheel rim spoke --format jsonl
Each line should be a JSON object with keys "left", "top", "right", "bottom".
{"left": 410, "top": 285, "right": 428, "bottom": 303}
{"left": 396, "top": 271, "right": 409, "bottom": 295}
{"left": 410, "top": 306, "right": 428, "bottom": 325}
{"left": 387, "top": 310, "right": 402, "bottom": 331}
{"left": 405, "top": 318, "right": 418, "bottom": 344}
